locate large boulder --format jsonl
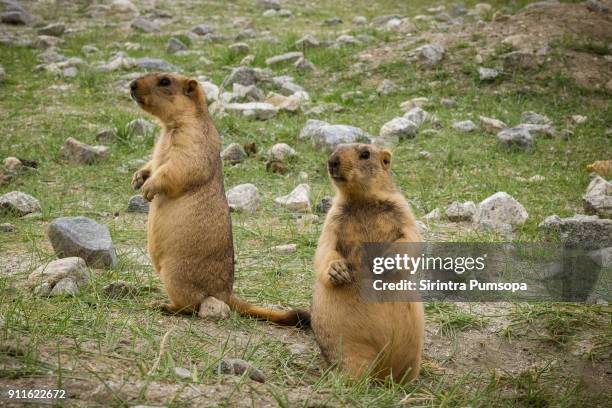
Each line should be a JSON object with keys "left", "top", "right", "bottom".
{"left": 226, "top": 183, "right": 260, "bottom": 213}
{"left": 476, "top": 192, "right": 528, "bottom": 232}
{"left": 539, "top": 214, "right": 612, "bottom": 249}
{"left": 0, "top": 191, "right": 41, "bottom": 216}
{"left": 583, "top": 176, "right": 612, "bottom": 218}
{"left": 47, "top": 217, "right": 117, "bottom": 268}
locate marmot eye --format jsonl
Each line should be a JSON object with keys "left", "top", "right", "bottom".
{"left": 158, "top": 77, "right": 171, "bottom": 86}
{"left": 359, "top": 150, "right": 370, "bottom": 160}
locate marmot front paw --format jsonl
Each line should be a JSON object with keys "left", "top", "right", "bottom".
{"left": 141, "top": 178, "right": 159, "bottom": 201}
{"left": 328, "top": 260, "right": 352, "bottom": 285}
{"left": 131, "top": 168, "right": 150, "bottom": 190}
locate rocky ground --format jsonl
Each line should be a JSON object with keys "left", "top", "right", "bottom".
{"left": 0, "top": 0, "right": 611, "bottom": 407}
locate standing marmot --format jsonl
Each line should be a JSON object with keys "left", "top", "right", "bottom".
{"left": 129, "top": 72, "right": 308, "bottom": 327}
{"left": 311, "top": 143, "right": 424, "bottom": 382}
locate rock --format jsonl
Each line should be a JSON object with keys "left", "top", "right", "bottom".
{"left": 476, "top": 192, "right": 528, "bottom": 232}
{"left": 539, "top": 214, "right": 612, "bottom": 249}
{"left": 278, "top": 9, "right": 293, "bottom": 17}
{"left": 520, "top": 111, "right": 552, "bottom": 125}
{"left": 380, "top": 117, "right": 417, "bottom": 140}
{"left": 131, "top": 17, "right": 159, "bottom": 33}
{"left": 0, "top": 223, "right": 15, "bottom": 232}
{"left": 324, "top": 17, "right": 343, "bottom": 26}
{"left": 475, "top": 3, "right": 493, "bottom": 15}
{"left": 1, "top": 10, "right": 32, "bottom": 25}
{"left": 278, "top": 80, "right": 304, "bottom": 95}
{"left": 502, "top": 34, "right": 529, "bottom": 50}
{"left": 299, "top": 119, "right": 328, "bottom": 140}
{"left": 81, "top": 45, "right": 99, "bottom": 54}
{"left": 0, "top": 191, "right": 41, "bottom": 216}
{"left": 190, "top": 23, "right": 214, "bottom": 35}
{"left": 47, "top": 216, "right": 117, "bottom": 268}
{"left": 110, "top": 0, "right": 139, "bottom": 15}
{"left": 225, "top": 102, "right": 277, "bottom": 120}
{"left": 126, "top": 118, "right": 155, "bottom": 137}
{"left": 265, "top": 91, "right": 308, "bottom": 112}
{"left": 311, "top": 124, "right": 371, "bottom": 151}
{"left": 274, "top": 184, "right": 311, "bottom": 212}
{"left": 570, "top": 115, "right": 587, "bottom": 125}
{"left": 418, "top": 150, "right": 432, "bottom": 160}
{"left": 496, "top": 127, "right": 534, "bottom": 150}
{"left": 377, "top": 79, "right": 396, "bottom": 96}
{"left": 294, "top": 57, "right": 315, "bottom": 73}
{"left": 174, "top": 367, "right": 192, "bottom": 380}
{"left": 295, "top": 35, "right": 319, "bottom": 48}
{"left": 515, "top": 123, "right": 556, "bottom": 138}
{"left": 95, "top": 128, "right": 117, "bottom": 143}
{"left": 127, "top": 195, "right": 149, "bottom": 213}
{"left": 4, "top": 157, "right": 22, "bottom": 172}
{"left": 166, "top": 37, "right": 187, "bottom": 54}
{"left": 198, "top": 297, "right": 231, "bottom": 319}
{"left": 372, "top": 15, "right": 403, "bottom": 25}
{"left": 229, "top": 42, "right": 250, "bottom": 53}
{"left": 400, "top": 97, "right": 430, "bottom": 111}
{"left": 424, "top": 208, "right": 441, "bottom": 221}
{"left": 316, "top": 197, "right": 333, "bottom": 214}
{"left": 135, "top": 57, "right": 177, "bottom": 72}
{"left": 403, "top": 107, "right": 428, "bottom": 127}
{"left": 226, "top": 183, "right": 259, "bottom": 213}
{"left": 103, "top": 280, "right": 137, "bottom": 298}
{"left": 335, "top": 35, "right": 360, "bottom": 46}
{"left": 410, "top": 43, "right": 444, "bottom": 65}
{"left": 232, "top": 83, "right": 265, "bottom": 102}
{"left": 221, "top": 143, "right": 247, "bottom": 164}
{"left": 200, "top": 81, "right": 219, "bottom": 103}
{"left": 38, "top": 23, "right": 65, "bottom": 37}
{"left": 28, "top": 257, "right": 89, "bottom": 295}
{"left": 452, "top": 120, "right": 476, "bottom": 133}
{"left": 479, "top": 116, "right": 507, "bottom": 133}
{"left": 585, "top": 0, "right": 610, "bottom": 13}
{"left": 265, "top": 52, "right": 303, "bottom": 66}
{"left": 218, "top": 358, "right": 265, "bottom": 383}
{"left": 95, "top": 52, "right": 135, "bottom": 72}
{"left": 222, "top": 67, "right": 269, "bottom": 87}
{"left": 268, "top": 143, "right": 296, "bottom": 161}
{"left": 270, "top": 244, "right": 297, "bottom": 254}
{"left": 257, "top": 0, "right": 281, "bottom": 10}
{"left": 60, "top": 137, "right": 108, "bottom": 164}
{"left": 503, "top": 51, "right": 538, "bottom": 70}
{"left": 583, "top": 176, "right": 612, "bottom": 218}
{"left": 478, "top": 67, "right": 499, "bottom": 81}
{"left": 445, "top": 201, "right": 477, "bottom": 222}
{"left": 262, "top": 9, "right": 277, "bottom": 17}
{"left": 353, "top": 16, "right": 367, "bottom": 25}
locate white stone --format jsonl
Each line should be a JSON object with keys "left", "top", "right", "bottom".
{"left": 268, "top": 143, "right": 296, "bottom": 161}
{"left": 0, "top": 191, "right": 41, "bottom": 216}
{"left": 476, "top": 192, "right": 528, "bottom": 232}
{"left": 479, "top": 116, "right": 507, "bottom": 133}
{"left": 226, "top": 184, "right": 260, "bottom": 213}
{"left": 225, "top": 102, "right": 277, "bottom": 120}
{"left": 275, "top": 184, "right": 311, "bottom": 212}
{"left": 403, "top": 107, "right": 428, "bottom": 127}
{"left": 380, "top": 117, "right": 417, "bottom": 139}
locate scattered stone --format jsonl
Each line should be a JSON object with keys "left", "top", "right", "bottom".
{"left": 265, "top": 91, "right": 308, "bottom": 112}
{"left": 135, "top": 57, "right": 177, "bottom": 72}
{"left": 95, "top": 128, "right": 117, "bottom": 143}
{"left": 324, "top": 17, "right": 342, "bottom": 26}
{"left": 166, "top": 37, "right": 187, "bottom": 54}
{"left": 403, "top": 107, "right": 428, "bottom": 127}
{"left": 221, "top": 143, "right": 247, "bottom": 164}
{"left": 174, "top": 367, "right": 192, "bottom": 380}
{"left": 270, "top": 244, "right": 297, "bottom": 254}
{"left": 452, "top": 120, "right": 476, "bottom": 133}
{"left": 503, "top": 51, "right": 538, "bottom": 70}
{"left": 583, "top": 176, "right": 612, "bottom": 218}
{"left": 191, "top": 23, "right": 214, "bottom": 36}
{"left": 110, "top": 0, "right": 139, "bottom": 15}
{"left": 38, "top": 23, "right": 65, "bottom": 37}
{"left": 1, "top": 9, "right": 32, "bottom": 25}
{"left": 418, "top": 150, "right": 432, "bottom": 160}
{"left": 232, "top": 83, "right": 265, "bottom": 102}
{"left": 400, "top": 97, "right": 430, "bottom": 111}
{"left": 95, "top": 52, "right": 135, "bottom": 72}
{"left": 127, "top": 195, "right": 149, "bottom": 213}
{"left": 316, "top": 197, "right": 333, "bottom": 214}
{"left": 265, "top": 52, "right": 303, "bottom": 66}
{"left": 130, "top": 17, "right": 159, "bottom": 33}
{"left": 585, "top": 0, "right": 610, "bottom": 13}
{"left": 222, "top": 66, "right": 269, "bottom": 87}
{"left": 0, "top": 223, "right": 15, "bottom": 232}
{"left": 311, "top": 124, "right": 372, "bottom": 151}
{"left": 60, "top": 137, "right": 108, "bottom": 164}
{"left": 380, "top": 117, "right": 417, "bottom": 140}
{"left": 501, "top": 34, "right": 529, "bottom": 50}
{"left": 295, "top": 35, "right": 320, "bottom": 48}
{"left": 424, "top": 208, "right": 441, "bottom": 221}
{"left": 268, "top": 143, "right": 296, "bottom": 161}
{"left": 478, "top": 67, "right": 499, "bottom": 81}
{"left": 521, "top": 111, "right": 552, "bottom": 125}
{"left": 539, "top": 214, "right": 612, "bottom": 249}
{"left": 47, "top": 216, "right": 117, "bottom": 268}
{"left": 476, "top": 192, "right": 528, "bottom": 232}
{"left": 275, "top": 184, "right": 311, "bottom": 212}
{"left": 4, "top": 157, "right": 22, "bottom": 172}
{"left": 410, "top": 43, "right": 444, "bottom": 65}
{"left": 335, "top": 34, "right": 361, "bottom": 46}
{"left": 294, "top": 57, "right": 315, "bottom": 73}
{"left": 0, "top": 191, "right": 41, "bottom": 216}
{"left": 198, "top": 297, "right": 231, "bottom": 319}
{"left": 377, "top": 79, "right": 396, "bottom": 96}
{"left": 225, "top": 102, "right": 277, "bottom": 120}
{"left": 257, "top": 0, "right": 281, "bottom": 11}
{"left": 353, "top": 16, "right": 367, "bottom": 25}
{"left": 515, "top": 123, "right": 556, "bottom": 138}
{"left": 218, "top": 358, "right": 265, "bottom": 383}
{"left": 278, "top": 9, "right": 292, "bottom": 18}
{"left": 226, "top": 183, "right": 259, "bottom": 213}
{"left": 479, "top": 116, "right": 507, "bottom": 133}
{"left": 81, "top": 45, "right": 99, "bottom": 55}
{"left": 28, "top": 257, "right": 89, "bottom": 296}
{"left": 126, "top": 118, "right": 155, "bottom": 137}
{"left": 446, "top": 201, "right": 477, "bottom": 222}
{"left": 570, "top": 115, "right": 587, "bottom": 125}
{"left": 262, "top": 9, "right": 277, "bottom": 17}
{"left": 229, "top": 42, "right": 250, "bottom": 54}
{"left": 496, "top": 127, "right": 534, "bottom": 150}
{"left": 103, "top": 280, "right": 137, "bottom": 298}
{"left": 474, "top": 3, "right": 493, "bottom": 16}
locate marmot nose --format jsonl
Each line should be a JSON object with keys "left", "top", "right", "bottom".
{"left": 130, "top": 80, "right": 138, "bottom": 91}
{"left": 328, "top": 155, "right": 340, "bottom": 170}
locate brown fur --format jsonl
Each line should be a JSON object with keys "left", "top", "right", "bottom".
{"left": 129, "top": 72, "right": 309, "bottom": 327}
{"left": 311, "top": 143, "right": 424, "bottom": 383}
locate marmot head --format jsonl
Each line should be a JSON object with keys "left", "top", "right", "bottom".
{"left": 129, "top": 73, "right": 207, "bottom": 123}
{"left": 327, "top": 143, "right": 393, "bottom": 194}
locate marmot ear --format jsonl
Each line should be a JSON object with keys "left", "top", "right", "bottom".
{"left": 184, "top": 79, "right": 198, "bottom": 96}
{"left": 381, "top": 150, "right": 392, "bottom": 170}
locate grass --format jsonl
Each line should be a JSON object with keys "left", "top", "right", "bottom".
{"left": 0, "top": 0, "right": 611, "bottom": 406}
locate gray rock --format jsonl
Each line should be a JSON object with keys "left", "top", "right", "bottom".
{"left": 295, "top": 35, "right": 319, "bottom": 48}
{"left": 218, "top": 358, "right": 265, "bottom": 383}
{"left": 131, "top": 17, "right": 159, "bottom": 33}
{"left": 257, "top": 0, "right": 281, "bottom": 10}
{"left": 0, "top": 223, "right": 15, "bottom": 232}
{"left": 38, "top": 23, "right": 65, "bottom": 37}
{"left": 222, "top": 66, "right": 270, "bottom": 87}
{"left": 95, "top": 52, "right": 135, "bottom": 72}
{"left": 60, "top": 137, "right": 109, "bottom": 164}
{"left": 335, "top": 34, "right": 360, "bottom": 46}
{"left": 135, "top": 57, "right": 177, "bottom": 72}
{"left": 515, "top": 123, "right": 556, "bottom": 138}
{"left": 198, "top": 297, "right": 231, "bottom": 319}
{"left": 221, "top": 143, "right": 247, "bottom": 163}
{"left": 268, "top": 143, "right": 296, "bottom": 161}
{"left": 496, "top": 127, "right": 534, "bottom": 150}
{"left": 127, "top": 195, "right": 149, "bottom": 213}
{"left": 126, "top": 118, "right": 155, "bottom": 137}
{"left": 174, "top": 367, "right": 192, "bottom": 380}
{"left": 191, "top": 23, "right": 214, "bottom": 35}
{"left": 377, "top": 79, "right": 396, "bottom": 96}
{"left": 275, "top": 184, "right": 311, "bottom": 212}
{"left": 225, "top": 102, "right": 277, "bottom": 120}
{"left": 403, "top": 107, "right": 429, "bottom": 127}
{"left": 380, "top": 117, "right": 417, "bottom": 140}
{"left": 200, "top": 81, "right": 219, "bottom": 103}
{"left": 95, "top": 128, "right": 117, "bottom": 143}
{"left": 353, "top": 16, "right": 368, "bottom": 25}
{"left": 110, "top": 0, "right": 139, "bottom": 14}
{"left": 232, "top": 83, "right": 264, "bottom": 102}
{"left": 410, "top": 43, "right": 445, "bottom": 65}
{"left": 4, "top": 156, "right": 22, "bottom": 172}
{"left": 299, "top": 119, "right": 328, "bottom": 140}
{"left": 81, "top": 44, "right": 99, "bottom": 54}
{"left": 1, "top": 10, "right": 32, "bottom": 25}
{"left": 34, "top": 35, "right": 63, "bottom": 49}
{"left": 47, "top": 216, "right": 117, "bottom": 268}
{"left": 324, "top": 17, "right": 343, "bottom": 26}
{"left": 585, "top": 0, "right": 609, "bottom": 13}
{"left": 311, "top": 124, "right": 372, "bottom": 151}
{"left": 424, "top": 208, "right": 441, "bottom": 221}
{"left": 479, "top": 116, "right": 507, "bottom": 133}
{"left": 270, "top": 244, "right": 297, "bottom": 254}
{"left": 229, "top": 42, "right": 250, "bottom": 53}
{"left": 583, "top": 176, "right": 612, "bottom": 218}
{"left": 226, "top": 183, "right": 259, "bottom": 213}
{"left": 520, "top": 111, "right": 552, "bottom": 125}
{"left": 452, "top": 120, "right": 476, "bottom": 133}
{"left": 49, "top": 277, "right": 79, "bottom": 296}
{"left": 478, "top": 67, "right": 499, "bottom": 80}
{"left": 166, "top": 37, "right": 187, "bottom": 54}
{"left": 103, "top": 280, "right": 137, "bottom": 298}
{"left": 446, "top": 201, "right": 477, "bottom": 222}
{"left": 28, "top": 257, "right": 89, "bottom": 293}
{"left": 503, "top": 51, "right": 538, "bottom": 70}
{"left": 265, "top": 52, "right": 303, "bottom": 66}
{"left": 539, "top": 214, "right": 612, "bottom": 249}
{"left": 262, "top": 9, "right": 277, "bottom": 17}
{"left": 476, "top": 192, "right": 528, "bottom": 232}
{"left": 294, "top": 57, "right": 315, "bottom": 73}
{"left": 418, "top": 150, "right": 432, "bottom": 160}
{"left": 0, "top": 191, "right": 41, "bottom": 216}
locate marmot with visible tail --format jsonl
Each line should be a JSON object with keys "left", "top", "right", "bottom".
{"left": 129, "top": 72, "right": 308, "bottom": 327}
{"left": 311, "top": 143, "right": 424, "bottom": 382}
